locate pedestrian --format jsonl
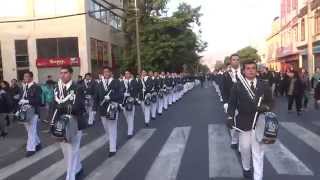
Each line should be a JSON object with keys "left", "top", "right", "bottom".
{"left": 96, "top": 66, "right": 123, "bottom": 157}
{"left": 300, "top": 69, "right": 310, "bottom": 110}
{"left": 18, "top": 71, "right": 42, "bottom": 157}
{"left": 311, "top": 67, "right": 320, "bottom": 88}
{"left": 227, "top": 60, "right": 273, "bottom": 180}
{"left": 121, "top": 70, "right": 139, "bottom": 139}
{"left": 10, "top": 79, "right": 21, "bottom": 118}
{"left": 287, "top": 71, "right": 305, "bottom": 115}
{"left": 138, "top": 70, "right": 153, "bottom": 127}
{"left": 222, "top": 54, "right": 241, "bottom": 150}
{"left": 82, "top": 73, "right": 97, "bottom": 126}
{"left": 41, "top": 78, "right": 55, "bottom": 123}
{"left": 314, "top": 78, "right": 320, "bottom": 109}
{"left": 49, "top": 66, "right": 87, "bottom": 180}
{"left": 0, "top": 80, "right": 12, "bottom": 138}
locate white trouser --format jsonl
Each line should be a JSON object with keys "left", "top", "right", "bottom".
{"left": 141, "top": 102, "right": 151, "bottom": 124}
{"left": 85, "top": 104, "right": 96, "bottom": 125}
{"left": 239, "top": 130, "right": 265, "bottom": 180}
{"left": 24, "top": 115, "right": 40, "bottom": 151}
{"left": 157, "top": 98, "right": 164, "bottom": 114}
{"left": 150, "top": 101, "right": 157, "bottom": 118}
{"left": 123, "top": 106, "right": 135, "bottom": 136}
{"left": 168, "top": 93, "right": 173, "bottom": 105}
{"left": 101, "top": 115, "right": 118, "bottom": 152}
{"left": 60, "top": 130, "right": 82, "bottom": 180}
{"left": 163, "top": 95, "right": 168, "bottom": 110}
{"left": 230, "top": 129, "right": 239, "bottom": 145}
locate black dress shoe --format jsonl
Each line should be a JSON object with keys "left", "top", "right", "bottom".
{"left": 145, "top": 123, "right": 149, "bottom": 127}
{"left": 243, "top": 169, "right": 252, "bottom": 179}
{"left": 151, "top": 117, "right": 156, "bottom": 120}
{"left": 108, "top": 152, "right": 116, "bottom": 157}
{"left": 0, "top": 132, "right": 8, "bottom": 138}
{"left": 230, "top": 144, "right": 238, "bottom": 150}
{"left": 26, "top": 151, "right": 36, "bottom": 157}
{"left": 157, "top": 113, "right": 162, "bottom": 116}
{"left": 36, "top": 144, "right": 42, "bottom": 151}
{"left": 76, "top": 168, "right": 83, "bottom": 179}
{"left": 127, "top": 135, "right": 133, "bottom": 139}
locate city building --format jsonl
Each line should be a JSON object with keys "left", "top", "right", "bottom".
{"left": 0, "top": 0, "right": 125, "bottom": 82}
{"left": 266, "top": 17, "right": 281, "bottom": 71}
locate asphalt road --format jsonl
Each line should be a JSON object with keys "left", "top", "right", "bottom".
{"left": 1, "top": 82, "right": 320, "bottom": 180}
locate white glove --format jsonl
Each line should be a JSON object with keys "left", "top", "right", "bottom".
{"left": 13, "top": 94, "right": 20, "bottom": 100}
{"left": 223, "top": 103, "right": 228, "bottom": 113}
{"left": 124, "top": 92, "right": 130, "bottom": 97}
{"left": 19, "top": 99, "right": 29, "bottom": 105}
{"left": 104, "top": 95, "right": 110, "bottom": 101}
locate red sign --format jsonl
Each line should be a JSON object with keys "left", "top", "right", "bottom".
{"left": 36, "top": 57, "right": 80, "bottom": 68}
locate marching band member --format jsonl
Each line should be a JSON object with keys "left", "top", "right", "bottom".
{"left": 165, "top": 72, "right": 174, "bottom": 106}
{"left": 161, "top": 72, "right": 169, "bottom": 111}
{"left": 227, "top": 60, "right": 273, "bottom": 180}
{"left": 83, "top": 73, "right": 97, "bottom": 126}
{"left": 96, "top": 66, "right": 123, "bottom": 157}
{"left": 156, "top": 72, "right": 164, "bottom": 116}
{"left": 50, "top": 66, "right": 87, "bottom": 180}
{"left": 149, "top": 71, "right": 159, "bottom": 120}
{"left": 18, "top": 71, "right": 42, "bottom": 157}
{"left": 138, "top": 70, "right": 153, "bottom": 127}
{"left": 222, "top": 54, "right": 241, "bottom": 150}
{"left": 121, "top": 70, "right": 139, "bottom": 139}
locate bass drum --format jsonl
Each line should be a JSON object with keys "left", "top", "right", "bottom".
{"left": 51, "top": 114, "right": 78, "bottom": 142}
{"left": 106, "top": 102, "right": 118, "bottom": 120}
{"left": 144, "top": 93, "right": 152, "bottom": 106}
{"left": 125, "top": 97, "right": 135, "bottom": 111}
{"left": 151, "top": 92, "right": 157, "bottom": 103}
{"left": 255, "top": 112, "right": 279, "bottom": 144}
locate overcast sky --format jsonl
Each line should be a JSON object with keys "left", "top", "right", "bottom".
{"left": 168, "top": 0, "right": 280, "bottom": 66}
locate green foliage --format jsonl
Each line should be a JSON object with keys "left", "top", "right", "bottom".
{"left": 215, "top": 60, "right": 225, "bottom": 70}
{"left": 236, "top": 46, "right": 261, "bottom": 64}
{"left": 121, "top": 0, "right": 207, "bottom": 74}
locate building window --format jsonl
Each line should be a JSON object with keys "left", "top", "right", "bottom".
{"left": 90, "top": 38, "right": 109, "bottom": 73}
{"left": 301, "top": 18, "right": 305, "bottom": 41}
{"left": 89, "top": 0, "right": 122, "bottom": 30}
{"left": 36, "top": 37, "right": 79, "bottom": 58}
{"left": 15, "top": 40, "right": 29, "bottom": 68}
{"left": 315, "top": 10, "right": 320, "bottom": 34}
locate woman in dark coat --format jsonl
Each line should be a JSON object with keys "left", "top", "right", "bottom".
{"left": 287, "top": 71, "right": 305, "bottom": 115}
{"left": 0, "top": 81, "right": 13, "bottom": 137}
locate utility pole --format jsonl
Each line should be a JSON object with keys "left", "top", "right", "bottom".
{"left": 134, "top": 0, "right": 142, "bottom": 74}
{"left": 307, "top": 0, "right": 315, "bottom": 75}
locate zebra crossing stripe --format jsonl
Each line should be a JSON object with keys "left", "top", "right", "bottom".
{"left": 0, "top": 144, "right": 60, "bottom": 180}
{"left": 86, "top": 129, "right": 156, "bottom": 180}
{"left": 265, "top": 140, "right": 313, "bottom": 175}
{"left": 145, "top": 127, "right": 191, "bottom": 180}
{"left": 30, "top": 135, "right": 106, "bottom": 180}
{"left": 281, "top": 122, "right": 320, "bottom": 153}
{"left": 208, "top": 124, "right": 242, "bottom": 178}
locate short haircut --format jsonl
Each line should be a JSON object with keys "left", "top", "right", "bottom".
{"left": 103, "top": 66, "right": 112, "bottom": 71}
{"left": 61, "top": 66, "right": 73, "bottom": 73}
{"left": 242, "top": 60, "right": 257, "bottom": 69}
{"left": 24, "top": 71, "right": 33, "bottom": 78}
{"left": 85, "top": 73, "right": 92, "bottom": 77}
{"left": 230, "top": 53, "right": 239, "bottom": 60}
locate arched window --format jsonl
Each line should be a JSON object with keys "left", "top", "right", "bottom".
{"left": 315, "top": 9, "right": 320, "bottom": 34}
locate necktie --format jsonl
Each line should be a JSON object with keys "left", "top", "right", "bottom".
{"left": 250, "top": 81, "right": 255, "bottom": 91}
{"left": 235, "top": 71, "right": 239, "bottom": 81}
{"left": 63, "top": 85, "right": 67, "bottom": 97}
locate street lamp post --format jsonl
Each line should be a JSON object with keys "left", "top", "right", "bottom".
{"left": 134, "top": 0, "right": 142, "bottom": 74}
{"left": 307, "top": 0, "right": 315, "bottom": 75}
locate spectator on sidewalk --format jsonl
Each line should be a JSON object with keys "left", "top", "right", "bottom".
{"left": 9, "top": 79, "right": 20, "bottom": 121}
{"left": 287, "top": 71, "right": 305, "bottom": 116}
{"left": 314, "top": 78, "right": 320, "bottom": 109}
{"left": 311, "top": 67, "right": 320, "bottom": 89}
{"left": 41, "top": 79, "right": 55, "bottom": 123}
{"left": 300, "top": 69, "right": 310, "bottom": 110}
{"left": 0, "top": 81, "right": 13, "bottom": 138}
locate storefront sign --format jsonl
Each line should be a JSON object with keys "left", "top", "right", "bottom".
{"left": 36, "top": 57, "right": 80, "bottom": 68}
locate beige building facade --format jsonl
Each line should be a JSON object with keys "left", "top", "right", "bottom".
{"left": 0, "top": 0, "right": 125, "bottom": 83}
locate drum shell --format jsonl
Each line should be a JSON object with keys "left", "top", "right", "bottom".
{"left": 51, "top": 115, "right": 78, "bottom": 142}
{"left": 255, "top": 112, "right": 279, "bottom": 144}
{"left": 17, "top": 105, "right": 35, "bottom": 123}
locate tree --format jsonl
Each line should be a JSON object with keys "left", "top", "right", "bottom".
{"left": 215, "top": 60, "right": 225, "bottom": 70}
{"left": 224, "top": 56, "right": 230, "bottom": 65}
{"left": 122, "top": 1, "right": 207, "bottom": 74}
{"left": 237, "top": 46, "right": 261, "bottom": 63}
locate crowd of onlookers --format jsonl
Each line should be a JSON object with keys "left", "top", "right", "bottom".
{"left": 211, "top": 66, "right": 320, "bottom": 116}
